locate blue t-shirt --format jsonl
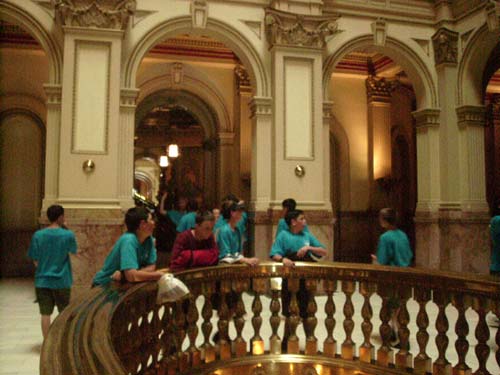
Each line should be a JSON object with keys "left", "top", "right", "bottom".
{"left": 176, "top": 212, "right": 197, "bottom": 232}
{"left": 92, "top": 233, "right": 157, "bottom": 285}
{"left": 376, "top": 229, "right": 413, "bottom": 267}
{"left": 28, "top": 227, "right": 77, "bottom": 289}
{"left": 490, "top": 216, "right": 500, "bottom": 272}
{"left": 216, "top": 223, "right": 242, "bottom": 260}
{"left": 270, "top": 229, "right": 324, "bottom": 258}
{"left": 167, "top": 210, "right": 186, "bottom": 226}
{"left": 275, "top": 218, "right": 309, "bottom": 238}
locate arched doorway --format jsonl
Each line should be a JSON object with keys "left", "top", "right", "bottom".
{"left": 0, "top": 17, "right": 50, "bottom": 276}
{"left": 325, "top": 46, "right": 420, "bottom": 263}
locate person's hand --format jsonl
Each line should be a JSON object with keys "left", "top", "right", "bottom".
{"left": 282, "top": 258, "right": 295, "bottom": 268}
{"left": 111, "top": 270, "right": 122, "bottom": 281}
{"left": 243, "top": 257, "right": 259, "bottom": 266}
{"left": 297, "top": 246, "right": 309, "bottom": 258}
{"left": 370, "top": 254, "right": 378, "bottom": 264}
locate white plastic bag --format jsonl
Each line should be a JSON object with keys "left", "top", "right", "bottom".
{"left": 156, "top": 273, "right": 190, "bottom": 304}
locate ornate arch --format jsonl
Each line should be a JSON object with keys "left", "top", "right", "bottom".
{"left": 136, "top": 65, "right": 230, "bottom": 134}
{"left": 457, "top": 23, "right": 500, "bottom": 106}
{"left": 323, "top": 34, "right": 437, "bottom": 109}
{"left": 123, "top": 16, "right": 270, "bottom": 97}
{"left": 0, "top": 1, "right": 62, "bottom": 84}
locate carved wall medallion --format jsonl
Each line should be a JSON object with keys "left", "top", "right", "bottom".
{"left": 432, "top": 27, "right": 458, "bottom": 66}
{"left": 264, "top": 8, "right": 340, "bottom": 49}
{"left": 53, "top": 0, "right": 136, "bottom": 30}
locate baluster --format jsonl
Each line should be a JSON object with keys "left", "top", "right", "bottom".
{"left": 395, "top": 285, "right": 412, "bottom": 369}
{"left": 233, "top": 279, "right": 249, "bottom": 356}
{"left": 186, "top": 284, "right": 201, "bottom": 368}
{"left": 165, "top": 305, "right": 178, "bottom": 375}
{"left": 341, "top": 280, "right": 356, "bottom": 360}
{"left": 377, "top": 285, "right": 394, "bottom": 367}
{"left": 217, "top": 280, "right": 232, "bottom": 360}
{"left": 359, "top": 281, "right": 376, "bottom": 363}
{"left": 305, "top": 279, "right": 318, "bottom": 355}
{"left": 269, "top": 277, "right": 282, "bottom": 354}
{"left": 413, "top": 288, "right": 431, "bottom": 374}
{"left": 287, "top": 278, "right": 301, "bottom": 354}
{"left": 496, "top": 301, "right": 500, "bottom": 369}
{"left": 323, "top": 279, "right": 337, "bottom": 356}
{"left": 451, "top": 293, "right": 471, "bottom": 375}
{"left": 433, "top": 290, "right": 451, "bottom": 375}
{"left": 251, "top": 278, "right": 267, "bottom": 355}
{"left": 201, "top": 282, "right": 215, "bottom": 363}
{"left": 472, "top": 296, "right": 491, "bottom": 375}
{"left": 173, "top": 300, "right": 188, "bottom": 372}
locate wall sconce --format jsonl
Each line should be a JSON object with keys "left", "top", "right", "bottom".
{"left": 294, "top": 165, "right": 305, "bottom": 177}
{"left": 167, "top": 144, "right": 179, "bottom": 158}
{"left": 82, "top": 159, "right": 95, "bottom": 173}
{"left": 159, "top": 155, "right": 169, "bottom": 168}
{"left": 375, "top": 176, "right": 394, "bottom": 192}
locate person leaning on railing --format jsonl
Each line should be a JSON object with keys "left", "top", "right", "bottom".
{"left": 270, "top": 209, "right": 327, "bottom": 349}
{"left": 371, "top": 207, "right": 413, "bottom": 349}
{"left": 92, "top": 207, "right": 165, "bottom": 286}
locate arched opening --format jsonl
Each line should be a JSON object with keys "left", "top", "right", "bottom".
{"left": 326, "top": 47, "right": 418, "bottom": 263}
{"left": 0, "top": 19, "right": 48, "bottom": 277}
{"left": 483, "top": 42, "right": 500, "bottom": 213}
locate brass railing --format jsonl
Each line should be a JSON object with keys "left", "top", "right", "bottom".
{"left": 41, "top": 262, "right": 500, "bottom": 375}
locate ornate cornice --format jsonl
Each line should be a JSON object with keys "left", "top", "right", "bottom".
{"left": 456, "top": 105, "right": 486, "bottom": 128}
{"left": 365, "top": 76, "right": 398, "bottom": 103}
{"left": 53, "top": 0, "right": 136, "bottom": 30}
{"left": 412, "top": 108, "right": 441, "bottom": 128}
{"left": 432, "top": 27, "right": 458, "bottom": 66}
{"left": 264, "top": 8, "right": 340, "bottom": 49}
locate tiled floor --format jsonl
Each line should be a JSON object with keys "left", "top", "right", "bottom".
{"left": 1, "top": 278, "right": 499, "bottom": 375}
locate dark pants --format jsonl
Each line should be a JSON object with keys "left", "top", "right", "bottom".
{"left": 281, "top": 278, "right": 309, "bottom": 319}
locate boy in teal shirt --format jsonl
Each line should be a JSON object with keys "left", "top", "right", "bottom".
{"left": 93, "top": 207, "right": 164, "bottom": 286}
{"left": 490, "top": 198, "right": 500, "bottom": 276}
{"left": 275, "top": 198, "right": 309, "bottom": 238}
{"left": 28, "top": 205, "right": 77, "bottom": 339}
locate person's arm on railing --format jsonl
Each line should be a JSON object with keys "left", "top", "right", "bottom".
{"left": 123, "top": 268, "right": 164, "bottom": 282}
{"left": 272, "top": 254, "right": 295, "bottom": 267}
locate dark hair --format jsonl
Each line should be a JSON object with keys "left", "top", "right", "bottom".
{"left": 195, "top": 211, "right": 215, "bottom": 225}
{"left": 222, "top": 202, "right": 244, "bottom": 220}
{"left": 222, "top": 193, "right": 239, "bottom": 204}
{"left": 379, "top": 208, "right": 397, "bottom": 226}
{"left": 282, "top": 198, "right": 296, "bottom": 211}
{"left": 187, "top": 199, "right": 199, "bottom": 212}
{"left": 125, "top": 207, "right": 150, "bottom": 233}
{"left": 47, "top": 205, "right": 64, "bottom": 223}
{"left": 285, "top": 209, "right": 304, "bottom": 227}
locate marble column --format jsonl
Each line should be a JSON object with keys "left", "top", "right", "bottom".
{"left": 217, "top": 131, "right": 236, "bottom": 202}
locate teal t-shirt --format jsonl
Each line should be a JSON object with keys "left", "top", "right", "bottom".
{"left": 28, "top": 227, "right": 77, "bottom": 289}
{"left": 176, "top": 212, "right": 196, "bottom": 232}
{"left": 92, "top": 233, "right": 157, "bottom": 285}
{"left": 216, "top": 223, "right": 242, "bottom": 259}
{"left": 214, "top": 214, "right": 247, "bottom": 240}
{"left": 213, "top": 216, "right": 227, "bottom": 235}
{"left": 376, "top": 229, "right": 413, "bottom": 267}
{"left": 490, "top": 216, "right": 500, "bottom": 272}
{"left": 275, "top": 218, "right": 309, "bottom": 238}
{"left": 167, "top": 210, "right": 186, "bottom": 226}
{"left": 270, "top": 229, "right": 324, "bottom": 258}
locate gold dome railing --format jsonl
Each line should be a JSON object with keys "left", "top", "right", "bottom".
{"left": 41, "top": 262, "right": 500, "bottom": 375}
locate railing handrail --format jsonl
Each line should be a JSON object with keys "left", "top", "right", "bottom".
{"left": 41, "top": 262, "right": 500, "bottom": 375}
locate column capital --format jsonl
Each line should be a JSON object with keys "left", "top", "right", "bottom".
{"left": 264, "top": 7, "right": 340, "bottom": 50}
{"left": 412, "top": 108, "right": 440, "bottom": 128}
{"left": 365, "top": 76, "right": 397, "bottom": 104}
{"left": 431, "top": 27, "right": 458, "bottom": 66}
{"left": 456, "top": 105, "right": 486, "bottom": 128}
{"left": 323, "top": 101, "right": 333, "bottom": 120}
{"left": 54, "top": 0, "right": 136, "bottom": 30}
{"left": 217, "top": 131, "right": 235, "bottom": 145}
{"left": 486, "top": 0, "right": 500, "bottom": 32}
{"left": 120, "top": 87, "right": 139, "bottom": 108}
{"left": 234, "top": 65, "right": 252, "bottom": 95}
{"left": 43, "top": 83, "right": 62, "bottom": 106}
{"left": 249, "top": 96, "right": 272, "bottom": 119}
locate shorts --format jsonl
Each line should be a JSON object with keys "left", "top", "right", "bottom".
{"left": 35, "top": 288, "right": 71, "bottom": 315}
